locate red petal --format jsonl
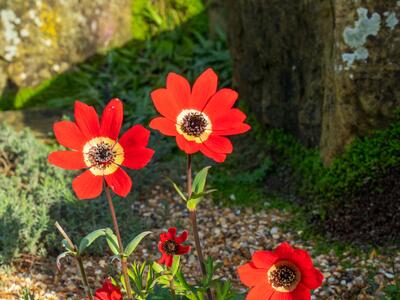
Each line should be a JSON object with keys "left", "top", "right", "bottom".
{"left": 48, "top": 151, "right": 86, "bottom": 170}
{"left": 72, "top": 170, "right": 103, "bottom": 200}
{"left": 167, "top": 227, "right": 177, "bottom": 239}
{"left": 204, "top": 135, "right": 233, "bottom": 154}
{"left": 123, "top": 148, "right": 154, "bottom": 170}
{"left": 269, "top": 291, "right": 295, "bottom": 300}
{"left": 53, "top": 121, "right": 86, "bottom": 150}
{"left": 100, "top": 98, "right": 123, "bottom": 140}
{"left": 245, "top": 284, "right": 273, "bottom": 300}
{"left": 74, "top": 101, "right": 100, "bottom": 139}
{"left": 175, "top": 230, "right": 188, "bottom": 244}
{"left": 164, "top": 255, "right": 173, "bottom": 267}
{"left": 176, "top": 245, "right": 190, "bottom": 255}
{"left": 160, "top": 233, "right": 168, "bottom": 243}
{"left": 167, "top": 72, "right": 191, "bottom": 107}
{"left": 176, "top": 135, "right": 201, "bottom": 154}
{"left": 291, "top": 285, "right": 311, "bottom": 300}
{"left": 238, "top": 263, "right": 268, "bottom": 287}
{"left": 203, "top": 88, "right": 238, "bottom": 117}
{"left": 300, "top": 267, "right": 324, "bottom": 290}
{"left": 151, "top": 88, "right": 181, "bottom": 121}
{"left": 149, "top": 117, "right": 177, "bottom": 136}
{"left": 252, "top": 250, "right": 279, "bottom": 269}
{"left": 158, "top": 254, "right": 166, "bottom": 264}
{"left": 190, "top": 68, "right": 218, "bottom": 110}
{"left": 119, "top": 125, "right": 151, "bottom": 150}
{"left": 105, "top": 167, "right": 132, "bottom": 197}
{"left": 213, "top": 123, "right": 251, "bottom": 136}
{"left": 199, "top": 144, "right": 227, "bottom": 162}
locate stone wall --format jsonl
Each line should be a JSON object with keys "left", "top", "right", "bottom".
{"left": 224, "top": 0, "right": 400, "bottom": 164}
{"left": 0, "top": 0, "right": 132, "bottom": 104}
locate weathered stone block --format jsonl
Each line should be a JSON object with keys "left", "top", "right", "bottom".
{"left": 0, "top": 0, "right": 131, "bottom": 102}
{"left": 224, "top": 0, "right": 400, "bottom": 164}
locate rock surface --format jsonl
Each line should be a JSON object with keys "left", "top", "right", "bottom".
{"left": 224, "top": 0, "right": 400, "bottom": 164}
{"left": 0, "top": 0, "right": 131, "bottom": 106}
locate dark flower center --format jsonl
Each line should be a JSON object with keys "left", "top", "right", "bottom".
{"left": 180, "top": 112, "right": 208, "bottom": 137}
{"left": 162, "top": 240, "right": 179, "bottom": 255}
{"left": 87, "top": 141, "right": 116, "bottom": 169}
{"left": 269, "top": 265, "right": 296, "bottom": 289}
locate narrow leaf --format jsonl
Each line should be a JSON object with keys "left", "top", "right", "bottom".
{"left": 192, "top": 166, "right": 211, "bottom": 194}
{"left": 123, "top": 231, "right": 152, "bottom": 257}
{"left": 168, "top": 178, "right": 187, "bottom": 201}
{"left": 152, "top": 261, "right": 164, "bottom": 273}
{"left": 78, "top": 229, "right": 105, "bottom": 254}
{"left": 105, "top": 228, "right": 119, "bottom": 255}
{"left": 171, "top": 255, "right": 180, "bottom": 276}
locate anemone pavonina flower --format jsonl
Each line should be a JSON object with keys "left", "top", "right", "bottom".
{"left": 149, "top": 68, "right": 250, "bottom": 162}
{"left": 158, "top": 227, "right": 191, "bottom": 267}
{"left": 48, "top": 99, "right": 154, "bottom": 200}
{"left": 93, "top": 278, "right": 123, "bottom": 300}
{"left": 238, "top": 242, "right": 323, "bottom": 300}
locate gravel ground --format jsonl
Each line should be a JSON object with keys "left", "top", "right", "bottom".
{"left": 1, "top": 187, "right": 399, "bottom": 299}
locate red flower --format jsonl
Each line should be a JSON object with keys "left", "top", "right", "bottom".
{"left": 93, "top": 278, "right": 123, "bottom": 300}
{"left": 238, "top": 242, "right": 323, "bottom": 300}
{"left": 48, "top": 99, "right": 154, "bottom": 199}
{"left": 149, "top": 68, "right": 250, "bottom": 162}
{"left": 158, "top": 227, "right": 191, "bottom": 267}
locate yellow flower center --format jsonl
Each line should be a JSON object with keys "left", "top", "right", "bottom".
{"left": 267, "top": 261, "right": 301, "bottom": 292}
{"left": 83, "top": 137, "right": 124, "bottom": 176}
{"left": 176, "top": 109, "right": 212, "bottom": 143}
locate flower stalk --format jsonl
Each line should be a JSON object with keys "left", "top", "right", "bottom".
{"left": 54, "top": 222, "right": 93, "bottom": 300}
{"left": 187, "top": 155, "right": 215, "bottom": 300}
{"left": 105, "top": 186, "right": 133, "bottom": 300}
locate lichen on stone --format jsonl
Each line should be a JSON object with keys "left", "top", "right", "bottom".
{"left": 342, "top": 7, "right": 381, "bottom": 68}
{"left": 385, "top": 12, "right": 399, "bottom": 30}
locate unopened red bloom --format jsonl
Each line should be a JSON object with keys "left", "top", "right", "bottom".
{"left": 238, "top": 242, "right": 323, "bottom": 300}
{"left": 149, "top": 68, "right": 250, "bottom": 162}
{"left": 93, "top": 278, "right": 123, "bottom": 300}
{"left": 158, "top": 227, "right": 191, "bottom": 267}
{"left": 48, "top": 99, "right": 154, "bottom": 199}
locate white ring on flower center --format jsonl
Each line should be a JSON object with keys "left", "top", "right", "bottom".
{"left": 176, "top": 109, "right": 212, "bottom": 143}
{"left": 83, "top": 137, "right": 124, "bottom": 176}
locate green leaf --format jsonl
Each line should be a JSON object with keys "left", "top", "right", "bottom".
{"left": 170, "top": 255, "right": 180, "bottom": 276}
{"left": 105, "top": 228, "right": 119, "bottom": 255}
{"left": 192, "top": 166, "right": 211, "bottom": 195}
{"left": 152, "top": 261, "right": 164, "bottom": 273}
{"left": 78, "top": 229, "right": 105, "bottom": 254}
{"left": 168, "top": 178, "right": 187, "bottom": 201}
{"left": 123, "top": 231, "right": 152, "bottom": 257}
{"left": 187, "top": 197, "right": 202, "bottom": 211}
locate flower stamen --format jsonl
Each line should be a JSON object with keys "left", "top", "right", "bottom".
{"left": 180, "top": 112, "right": 208, "bottom": 137}
{"left": 87, "top": 141, "right": 116, "bottom": 169}
{"left": 268, "top": 265, "right": 296, "bottom": 289}
{"left": 162, "top": 240, "right": 179, "bottom": 255}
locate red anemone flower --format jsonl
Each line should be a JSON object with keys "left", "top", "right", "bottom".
{"left": 238, "top": 242, "right": 323, "bottom": 300}
{"left": 158, "top": 227, "right": 191, "bottom": 267}
{"left": 93, "top": 278, "right": 123, "bottom": 300}
{"left": 149, "top": 68, "right": 250, "bottom": 162}
{"left": 48, "top": 99, "right": 154, "bottom": 200}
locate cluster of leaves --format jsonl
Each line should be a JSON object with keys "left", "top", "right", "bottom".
{"left": 0, "top": 124, "right": 146, "bottom": 263}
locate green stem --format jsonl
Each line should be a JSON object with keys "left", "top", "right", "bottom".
{"left": 187, "top": 155, "right": 214, "bottom": 300}
{"left": 105, "top": 186, "right": 133, "bottom": 300}
{"left": 55, "top": 222, "right": 93, "bottom": 300}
